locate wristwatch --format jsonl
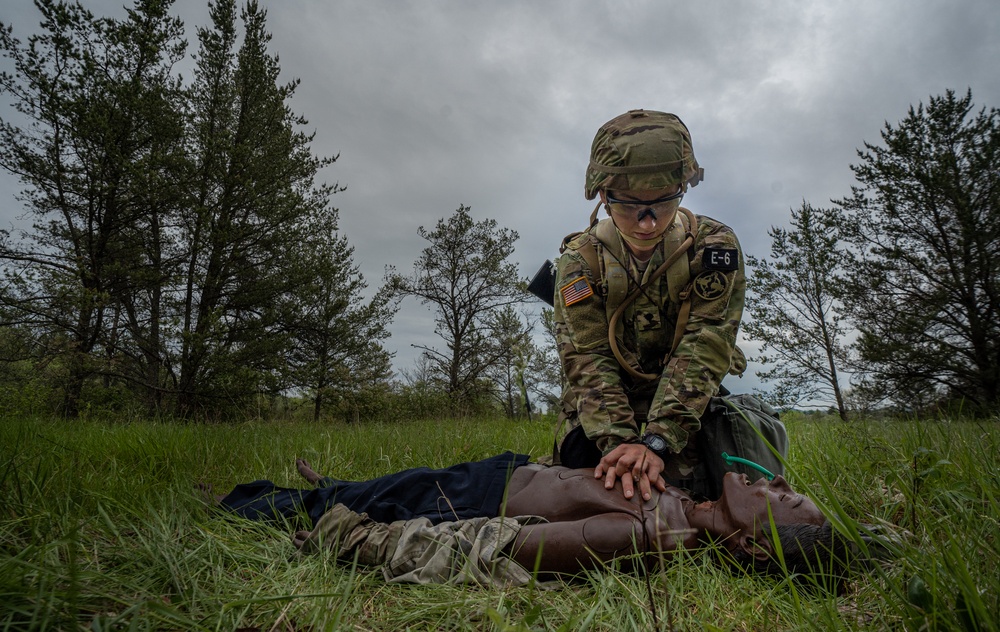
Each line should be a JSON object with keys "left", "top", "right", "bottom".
{"left": 640, "top": 433, "right": 669, "bottom": 460}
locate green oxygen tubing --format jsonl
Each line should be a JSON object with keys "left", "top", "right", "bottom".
{"left": 721, "top": 452, "right": 775, "bottom": 481}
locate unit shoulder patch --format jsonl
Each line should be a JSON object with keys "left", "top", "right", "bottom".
{"left": 560, "top": 276, "right": 594, "bottom": 306}
{"left": 693, "top": 270, "right": 729, "bottom": 301}
{"left": 703, "top": 247, "right": 739, "bottom": 271}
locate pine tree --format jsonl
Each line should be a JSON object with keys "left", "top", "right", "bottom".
{"left": 0, "top": 0, "right": 187, "bottom": 416}
{"left": 837, "top": 90, "right": 1000, "bottom": 412}
{"left": 1, "top": 0, "right": 367, "bottom": 418}
{"left": 282, "top": 214, "right": 395, "bottom": 422}
{"left": 172, "top": 0, "right": 343, "bottom": 415}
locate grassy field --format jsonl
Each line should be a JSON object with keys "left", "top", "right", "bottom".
{"left": 1, "top": 413, "right": 997, "bottom": 631}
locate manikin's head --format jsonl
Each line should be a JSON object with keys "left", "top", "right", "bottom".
{"left": 712, "top": 471, "right": 826, "bottom": 549}
{"left": 709, "top": 472, "right": 855, "bottom": 590}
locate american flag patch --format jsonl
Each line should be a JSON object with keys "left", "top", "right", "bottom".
{"left": 561, "top": 277, "right": 593, "bottom": 306}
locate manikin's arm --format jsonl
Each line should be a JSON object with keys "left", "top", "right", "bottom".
{"left": 295, "top": 504, "right": 537, "bottom": 586}
{"left": 296, "top": 502, "right": 681, "bottom": 583}
{"left": 506, "top": 513, "right": 654, "bottom": 575}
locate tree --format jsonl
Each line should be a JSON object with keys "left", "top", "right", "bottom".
{"left": 0, "top": 0, "right": 363, "bottom": 418}
{"left": 388, "top": 205, "right": 527, "bottom": 409}
{"left": 836, "top": 89, "right": 1000, "bottom": 412}
{"left": 283, "top": 216, "right": 395, "bottom": 422}
{"left": 168, "top": 0, "right": 343, "bottom": 416}
{"left": 393, "top": 354, "right": 451, "bottom": 420}
{"left": 484, "top": 305, "right": 535, "bottom": 418}
{"left": 744, "top": 202, "right": 851, "bottom": 419}
{"left": 0, "top": 0, "right": 188, "bottom": 416}
{"left": 489, "top": 306, "right": 564, "bottom": 419}
{"left": 531, "top": 306, "right": 564, "bottom": 411}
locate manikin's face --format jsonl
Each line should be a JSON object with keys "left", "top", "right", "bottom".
{"left": 714, "top": 472, "right": 826, "bottom": 535}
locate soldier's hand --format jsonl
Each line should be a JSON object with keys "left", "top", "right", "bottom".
{"left": 595, "top": 443, "right": 667, "bottom": 501}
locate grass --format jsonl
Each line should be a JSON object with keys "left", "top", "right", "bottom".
{"left": 1, "top": 413, "right": 998, "bottom": 630}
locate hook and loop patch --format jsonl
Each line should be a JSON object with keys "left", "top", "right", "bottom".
{"left": 561, "top": 276, "right": 594, "bottom": 306}
{"left": 693, "top": 270, "right": 729, "bottom": 301}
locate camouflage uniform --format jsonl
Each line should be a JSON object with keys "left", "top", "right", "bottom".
{"left": 554, "top": 213, "right": 746, "bottom": 485}
{"left": 296, "top": 503, "right": 542, "bottom": 587}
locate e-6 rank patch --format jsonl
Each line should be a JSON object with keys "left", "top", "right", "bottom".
{"left": 703, "top": 247, "right": 739, "bottom": 271}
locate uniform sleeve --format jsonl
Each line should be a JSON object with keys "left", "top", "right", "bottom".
{"left": 554, "top": 249, "right": 640, "bottom": 453}
{"left": 645, "top": 221, "right": 746, "bottom": 453}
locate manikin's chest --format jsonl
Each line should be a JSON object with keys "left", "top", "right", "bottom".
{"left": 505, "top": 469, "right": 695, "bottom": 547}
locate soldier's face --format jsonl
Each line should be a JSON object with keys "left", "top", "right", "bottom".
{"left": 602, "top": 186, "right": 682, "bottom": 257}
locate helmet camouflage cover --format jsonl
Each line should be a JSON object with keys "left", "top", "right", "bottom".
{"left": 585, "top": 109, "right": 704, "bottom": 200}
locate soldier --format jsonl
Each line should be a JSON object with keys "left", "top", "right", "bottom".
{"left": 554, "top": 109, "right": 747, "bottom": 502}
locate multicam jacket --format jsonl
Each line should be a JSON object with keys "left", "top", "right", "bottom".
{"left": 554, "top": 212, "right": 746, "bottom": 457}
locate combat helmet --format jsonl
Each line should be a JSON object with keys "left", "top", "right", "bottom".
{"left": 585, "top": 109, "right": 704, "bottom": 200}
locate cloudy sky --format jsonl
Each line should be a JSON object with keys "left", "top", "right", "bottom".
{"left": 2, "top": 0, "right": 998, "bottom": 393}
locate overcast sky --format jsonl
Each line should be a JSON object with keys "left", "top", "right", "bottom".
{"left": 2, "top": 0, "right": 998, "bottom": 394}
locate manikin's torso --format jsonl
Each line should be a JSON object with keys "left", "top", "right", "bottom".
{"left": 502, "top": 464, "right": 701, "bottom": 573}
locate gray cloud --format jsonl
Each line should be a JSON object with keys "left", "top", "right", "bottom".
{"left": 2, "top": 0, "right": 998, "bottom": 392}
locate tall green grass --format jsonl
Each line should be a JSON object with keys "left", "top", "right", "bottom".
{"left": 1, "top": 414, "right": 997, "bottom": 630}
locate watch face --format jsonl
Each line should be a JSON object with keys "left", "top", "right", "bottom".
{"left": 644, "top": 435, "right": 667, "bottom": 452}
